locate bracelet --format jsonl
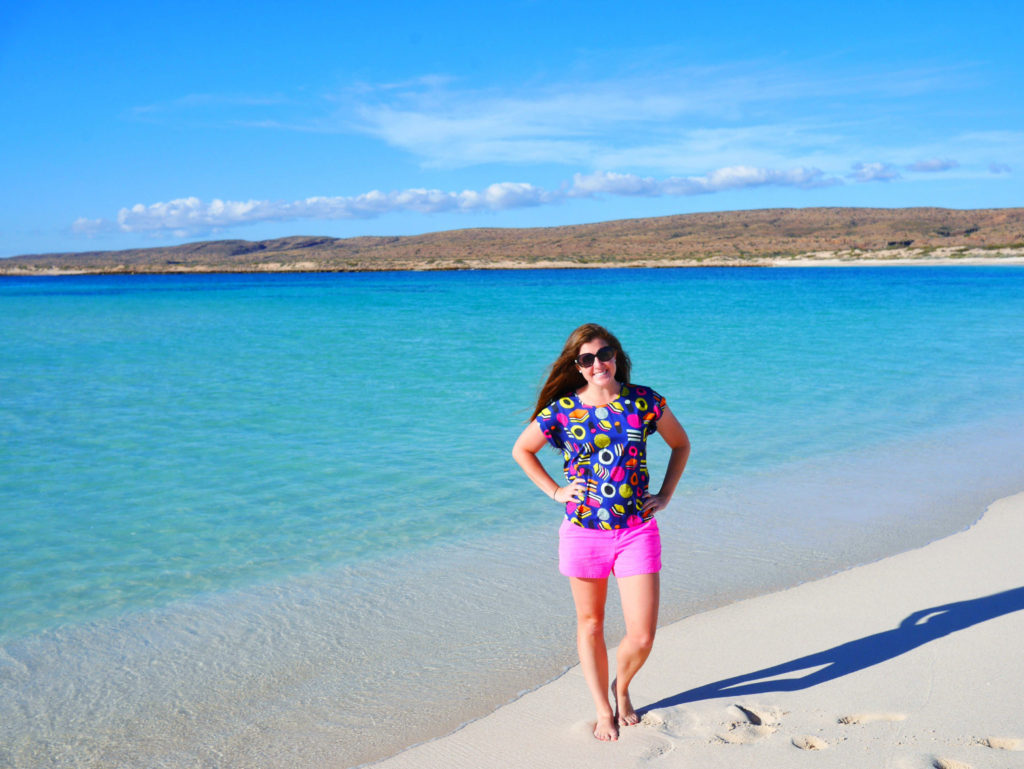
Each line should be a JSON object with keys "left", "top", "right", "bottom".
{"left": 550, "top": 487, "right": 559, "bottom": 500}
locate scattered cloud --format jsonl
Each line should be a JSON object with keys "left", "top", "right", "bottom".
{"left": 116, "top": 63, "right": 991, "bottom": 181}
{"left": 345, "top": 63, "right": 972, "bottom": 170}
{"left": 70, "top": 217, "right": 113, "bottom": 235}
{"left": 87, "top": 164, "right": 843, "bottom": 236}
{"left": 80, "top": 62, "right": 1011, "bottom": 241}
{"left": 114, "top": 183, "right": 557, "bottom": 233}
{"left": 126, "top": 93, "right": 291, "bottom": 123}
{"left": 848, "top": 162, "right": 902, "bottom": 182}
{"left": 907, "top": 158, "right": 959, "bottom": 173}
{"left": 568, "top": 166, "right": 838, "bottom": 198}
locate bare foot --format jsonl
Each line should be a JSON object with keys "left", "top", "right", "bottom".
{"left": 594, "top": 712, "right": 619, "bottom": 741}
{"left": 611, "top": 680, "right": 639, "bottom": 727}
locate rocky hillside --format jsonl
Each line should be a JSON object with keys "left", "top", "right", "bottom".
{"left": 3, "top": 207, "right": 1023, "bottom": 274}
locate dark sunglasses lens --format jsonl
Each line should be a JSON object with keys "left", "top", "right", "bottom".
{"left": 578, "top": 347, "right": 615, "bottom": 367}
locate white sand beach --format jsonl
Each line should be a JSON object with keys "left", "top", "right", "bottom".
{"left": 373, "top": 492, "right": 1024, "bottom": 769}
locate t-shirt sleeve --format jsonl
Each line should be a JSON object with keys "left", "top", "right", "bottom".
{"left": 534, "top": 403, "right": 565, "bottom": 450}
{"left": 637, "top": 386, "right": 667, "bottom": 434}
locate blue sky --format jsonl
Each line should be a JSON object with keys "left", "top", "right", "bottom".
{"left": 1, "top": 0, "right": 1021, "bottom": 258}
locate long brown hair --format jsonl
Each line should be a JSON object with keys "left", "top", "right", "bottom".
{"left": 531, "top": 323, "right": 632, "bottom": 419}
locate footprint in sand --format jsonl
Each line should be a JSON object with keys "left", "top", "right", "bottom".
{"left": 715, "top": 704, "right": 784, "bottom": 745}
{"left": 734, "top": 704, "right": 785, "bottom": 726}
{"left": 637, "top": 736, "right": 676, "bottom": 760}
{"left": 976, "top": 736, "right": 1022, "bottom": 750}
{"left": 717, "top": 724, "right": 776, "bottom": 745}
{"left": 639, "top": 712, "right": 665, "bottom": 728}
{"left": 791, "top": 735, "right": 828, "bottom": 750}
{"left": 838, "top": 712, "right": 907, "bottom": 725}
{"left": 933, "top": 758, "right": 973, "bottom": 769}
{"left": 646, "top": 709, "right": 698, "bottom": 740}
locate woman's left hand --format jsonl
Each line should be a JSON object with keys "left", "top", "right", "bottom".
{"left": 641, "top": 493, "right": 670, "bottom": 516}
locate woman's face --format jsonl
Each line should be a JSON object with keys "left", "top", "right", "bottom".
{"left": 576, "top": 337, "right": 617, "bottom": 389}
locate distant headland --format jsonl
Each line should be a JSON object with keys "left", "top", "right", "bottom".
{"left": 3, "top": 207, "right": 1023, "bottom": 275}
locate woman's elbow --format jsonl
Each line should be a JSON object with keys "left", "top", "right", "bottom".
{"left": 511, "top": 442, "right": 533, "bottom": 466}
{"left": 672, "top": 432, "right": 692, "bottom": 453}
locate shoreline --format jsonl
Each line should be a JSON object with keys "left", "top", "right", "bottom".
{"left": 371, "top": 490, "right": 1024, "bottom": 769}
{"left": 2, "top": 251, "right": 1024, "bottom": 277}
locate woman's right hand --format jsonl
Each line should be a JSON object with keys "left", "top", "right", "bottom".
{"left": 553, "top": 478, "right": 586, "bottom": 503}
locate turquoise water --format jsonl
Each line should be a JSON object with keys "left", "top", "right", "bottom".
{"left": 2, "top": 267, "right": 1023, "bottom": 768}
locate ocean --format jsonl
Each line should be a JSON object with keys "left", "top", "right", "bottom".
{"left": 2, "top": 267, "right": 1023, "bottom": 768}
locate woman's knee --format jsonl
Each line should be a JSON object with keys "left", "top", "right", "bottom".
{"left": 576, "top": 612, "right": 605, "bottom": 638}
{"left": 626, "top": 627, "right": 656, "bottom": 653}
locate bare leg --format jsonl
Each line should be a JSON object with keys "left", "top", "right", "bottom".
{"left": 614, "top": 572, "right": 660, "bottom": 727}
{"left": 568, "top": 577, "right": 618, "bottom": 741}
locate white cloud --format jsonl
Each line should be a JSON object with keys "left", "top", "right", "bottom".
{"left": 569, "top": 171, "right": 664, "bottom": 197}
{"left": 70, "top": 217, "right": 112, "bottom": 235}
{"left": 91, "top": 165, "right": 846, "bottom": 236}
{"left": 848, "top": 162, "right": 902, "bottom": 182}
{"left": 467, "top": 182, "right": 555, "bottom": 209}
{"left": 569, "top": 166, "right": 838, "bottom": 198}
{"left": 117, "top": 63, "right": 992, "bottom": 182}
{"left": 348, "top": 64, "right": 968, "bottom": 171}
{"left": 907, "top": 158, "right": 959, "bottom": 173}
{"left": 702, "top": 165, "right": 837, "bottom": 191}
{"left": 111, "top": 182, "right": 558, "bottom": 234}
{"left": 117, "top": 197, "right": 273, "bottom": 232}
{"left": 127, "top": 93, "right": 291, "bottom": 123}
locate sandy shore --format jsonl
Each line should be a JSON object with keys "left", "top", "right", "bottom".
{"left": 3, "top": 251, "right": 1024, "bottom": 276}
{"left": 371, "top": 491, "right": 1024, "bottom": 769}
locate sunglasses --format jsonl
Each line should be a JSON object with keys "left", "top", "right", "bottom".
{"left": 576, "top": 346, "right": 616, "bottom": 368}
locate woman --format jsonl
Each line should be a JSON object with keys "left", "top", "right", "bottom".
{"left": 512, "top": 323, "right": 690, "bottom": 742}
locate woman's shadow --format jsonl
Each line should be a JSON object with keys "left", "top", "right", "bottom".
{"left": 640, "top": 586, "right": 1024, "bottom": 712}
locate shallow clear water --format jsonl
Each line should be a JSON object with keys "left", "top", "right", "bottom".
{"left": 1, "top": 267, "right": 1023, "bottom": 768}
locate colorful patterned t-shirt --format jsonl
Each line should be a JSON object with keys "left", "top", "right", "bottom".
{"left": 536, "top": 383, "right": 666, "bottom": 529}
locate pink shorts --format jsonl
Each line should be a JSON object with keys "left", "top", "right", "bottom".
{"left": 558, "top": 518, "right": 662, "bottom": 579}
